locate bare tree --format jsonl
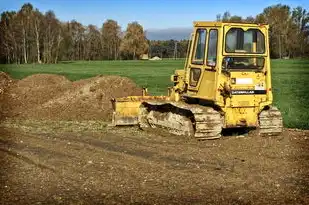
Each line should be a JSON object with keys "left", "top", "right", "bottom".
{"left": 18, "top": 3, "right": 34, "bottom": 64}
{"left": 33, "top": 9, "right": 43, "bottom": 63}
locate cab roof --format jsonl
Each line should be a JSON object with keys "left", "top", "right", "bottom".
{"left": 193, "top": 21, "right": 269, "bottom": 28}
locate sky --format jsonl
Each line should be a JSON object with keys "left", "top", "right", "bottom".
{"left": 0, "top": 0, "right": 308, "bottom": 30}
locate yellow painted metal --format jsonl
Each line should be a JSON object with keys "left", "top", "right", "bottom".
{"left": 224, "top": 107, "right": 259, "bottom": 127}
{"left": 186, "top": 22, "right": 272, "bottom": 127}
{"left": 111, "top": 96, "right": 170, "bottom": 126}
{"left": 111, "top": 21, "right": 275, "bottom": 129}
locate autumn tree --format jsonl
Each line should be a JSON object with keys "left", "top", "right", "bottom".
{"left": 178, "top": 39, "right": 190, "bottom": 58}
{"left": 0, "top": 11, "right": 19, "bottom": 63}
{"left": 120, "top": 22, "right": 149, "bottom": 60}
{"left": 85, "top": 24, "right": 102, "bottom": 60}
{"left": 101, "top": 19, "right": 121, "bottom": 60}
{"left": 262, "top": 5, "right": 293, "bottom": 57}
{"left": 68, "top": 20, "right": 86, "bottom": 60}
{"left": 291, "top": 6, "right": 309, "bottom": 56}
{"left": 254, "top": 5, "right": 309, "bottom": 57}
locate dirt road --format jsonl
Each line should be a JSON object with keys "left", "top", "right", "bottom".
{"left": 0, "top": 120, "right": 308, "bottom": 204}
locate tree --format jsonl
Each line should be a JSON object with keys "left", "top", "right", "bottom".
{"left": 54, "top": 22, "right": 64, "bottom": 63}
{"left": 101, "top": 19, "right": 121, "bottom": 60}
{"left": 32, "top": 9, "right": 43, "bottom": 63}
{"left": 18, "top": 3, "right": 34, "bottom": 64}
{"left": 42, "top": 11, "right": 61, "bottom": 63}
{"left": 85, "top": 24, "right": 102, "bottom": 60}
{"left": 292, "top": 7, "right": 309, "bottom": 56}
{"left": 245, "top": 16, "right": 255, "bottom": 23}
{"left": 68, "top": 20, "right": 85, "bottom": 60}
{"left": 260, "top": 4, "right": 294, "bottom": 58}
{"left": 120, "top": 22, "right": 149, "bottom": 59}
{"left": 0, "top": 11, "right": 19, "bottom": 63}
{"left": 178, "top": 39, "right": 189, "bottom": 58}
{"left": 229, "top": 15, "right": 243, "bottom": 23}
{"left": 222, "top": 11, "right": 231, "bottom": 22}
{"left": 217, "top": 11, "right": 249, "bottom": 23}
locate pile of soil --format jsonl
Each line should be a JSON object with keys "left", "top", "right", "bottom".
{"left": 0, "top": 72, "right": 14, "bottom": 120}
{"left": 1, "top": 73, "right": 142, "bottom": 121}
{"left": 0, "top": 72, "right": 13, "bottom": 93}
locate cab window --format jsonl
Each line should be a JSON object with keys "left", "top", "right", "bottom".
{"left": 207, "top": 29, "right": 218, "bottom": 67}
{"left": 189, "top": 68, "right": 201, "bottom": 86}
{"left": 225, "top": 28, "right": 265, "bottom": 53}
{"left": 192, "top": 29, "right": 207, "bottom": 65}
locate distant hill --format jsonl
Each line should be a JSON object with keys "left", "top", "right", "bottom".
{"left": 145, "top": 28, "right": 192, "bottom": 41}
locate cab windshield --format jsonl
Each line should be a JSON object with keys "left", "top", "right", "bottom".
{"left": 225, "top": 28, "right": 265, "bottom": 54}
{"left": 222, "top": 57, "right": 264, "bottom": 70}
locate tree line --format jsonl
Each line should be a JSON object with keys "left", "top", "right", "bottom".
{"left": 0, "top": 3, "right": 149, "bottom": 64}
{"left": 0, "top": 3, "right": 308, "bottom": 64}
{"left": 149, "top": 39, "right": 189, "bottom": 59}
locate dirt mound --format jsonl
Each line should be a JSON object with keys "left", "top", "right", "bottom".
{"left": 33, "top": 75, "right": 143, "bottom": 120}
{"left": 16, "top": 73, "right": 71, "bottom": 88}
{"left": 0, "top": 72, "right": 13, "bottom": 94}
{"left": 1, "top": 74, "right": 142, "bottom": 121}
{"left": 0, "top": 72, "right": 14, "bottom": 120}
{"left": 2, "top": 74, "right": 72, "bottom": 119}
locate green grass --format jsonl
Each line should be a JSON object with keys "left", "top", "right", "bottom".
{"left": 270, "top": 59, "right": 309, "bottom": 129}
{"left": 0, "top": 60, "right": 177, "bottom": 96}
{"left": 1, "top": 59, "right": 309, "bottom": 129}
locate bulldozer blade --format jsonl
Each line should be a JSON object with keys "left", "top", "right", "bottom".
{"left": 110, "top": 96, "right": 170, "bottom": 126}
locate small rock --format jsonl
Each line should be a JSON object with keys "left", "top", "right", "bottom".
{"left": 88, "top": 160, "right": 93, "bottom": 164}
{"left": 236, "top": 135, "right": 245, "bottom": 138}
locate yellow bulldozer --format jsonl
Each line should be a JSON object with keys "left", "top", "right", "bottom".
{"left": 110, "top": 21, "right": 283, "bottom": 139}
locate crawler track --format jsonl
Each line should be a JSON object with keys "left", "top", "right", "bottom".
{"left": 139, "top": 101, "right": 223, "bottom": 140}
{"left": 259, "top": 106, "right": 283, "bottom": 135}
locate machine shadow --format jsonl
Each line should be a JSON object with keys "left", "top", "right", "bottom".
{"left": 221, "top": 127, "right": 257, "bottom": 137}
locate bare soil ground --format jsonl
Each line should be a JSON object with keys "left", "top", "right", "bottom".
{"left": 0, "top": 120, "right": 309, "bottom": 205}
{"left": 0, "top": 72, "right": 309, "bottom": 204}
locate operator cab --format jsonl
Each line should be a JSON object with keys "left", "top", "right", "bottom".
{"left": 186, "top": 22, "right": 269, "bottom": 95}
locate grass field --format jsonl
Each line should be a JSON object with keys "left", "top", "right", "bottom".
{"left": 1, "top": 59, "right": 309, "bottom": 129}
